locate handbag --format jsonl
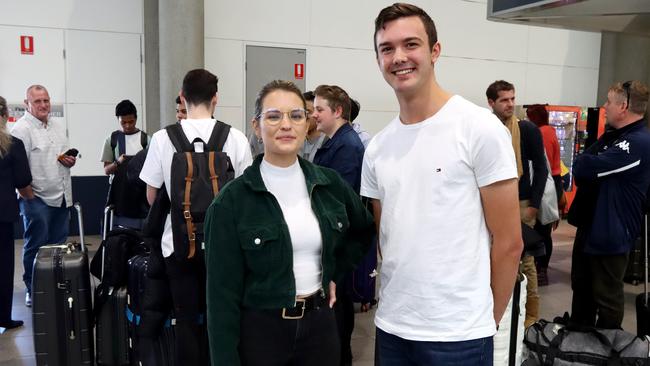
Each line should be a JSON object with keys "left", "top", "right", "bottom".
{"left": 531, "top": 152, "right": 560, "bottom": 225}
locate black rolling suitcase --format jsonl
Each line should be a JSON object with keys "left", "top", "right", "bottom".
{"left": 127, "top": 253, "right": 175, "bottom": 366}
{"left": 32, "top": 202, "right": 94, "bottom": 366}
{"left": 636, "top": 214, "right": 650, "bottom": 337}
{"left": 95, "top": 205, "right": 131, "bottom": 366}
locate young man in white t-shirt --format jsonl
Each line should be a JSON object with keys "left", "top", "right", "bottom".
{"left": 362, "top": 4, "right": 523, "bottom": 365}
{"left": 139, "top": 69, "right": 252, "bottom": 365}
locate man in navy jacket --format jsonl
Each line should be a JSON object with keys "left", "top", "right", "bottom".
{"left": 569, "top": 80, "right": 650, "bottom": 329}
{"left": 313, "top": 85, "right": 364, "bottom": 193}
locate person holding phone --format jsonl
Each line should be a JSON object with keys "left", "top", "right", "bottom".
{"left": 100, "top": 100, "right": 150, "bottom": 229}
{"left": 10, "top": 84, "right": 76, "bottom": 307}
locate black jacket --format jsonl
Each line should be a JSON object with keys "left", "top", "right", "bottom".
{"left": 0, "top": 137, "right": 32, "bottom": 222}
{"left": 518, "top": 120, "right": 548, "bottom": 208}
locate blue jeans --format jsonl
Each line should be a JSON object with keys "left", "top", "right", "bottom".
{"left": 19, "top": 197, "right": 70, "bottom": 293}
{"left": 376, "top": 327, "right": 493, "bottom": 366}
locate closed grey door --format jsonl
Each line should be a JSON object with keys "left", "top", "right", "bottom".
{"left": 245, "top": 45, "right": 306, "bottom": 136}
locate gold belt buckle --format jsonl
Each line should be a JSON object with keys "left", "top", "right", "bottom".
{"left": 282, "top": 299, "right": 306, "bottom": 320}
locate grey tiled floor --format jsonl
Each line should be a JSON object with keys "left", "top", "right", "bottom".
{"left": 0, "top": 223, "right": 644, "bottom": 365}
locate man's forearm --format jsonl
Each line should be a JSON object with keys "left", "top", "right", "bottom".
{"left": 491, "top": 237, "right": 522, "bottom": 324}
{"left": 146, "top": 185, "right": 159, "bottom": 206}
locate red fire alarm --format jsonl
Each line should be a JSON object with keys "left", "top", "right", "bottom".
{"left": 294, "top": 64, "right": 304, "bottom": 79}
{"left": 21, "top": 36, "right": 34, "bottom": 55}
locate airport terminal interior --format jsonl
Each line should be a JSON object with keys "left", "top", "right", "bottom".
{"left": 1, "top": 0, "right": 650, "bottom": 365}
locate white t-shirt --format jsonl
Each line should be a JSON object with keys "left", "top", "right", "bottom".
{"left": 361, "top": 95, "right": 517, "bottom": 342}
{"left": 100, "top": 131, "right": 148, "bottom": 162}
{"left": 139, "top": 118, "right": 253, "bottom": 257}
{"left": 260, "top": 159, "right": 322, "bottom": 295}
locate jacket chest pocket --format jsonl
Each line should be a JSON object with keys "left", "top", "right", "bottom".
{"left": 239, "top": 224, "right": 282, "bottom": 275}
{"left": 322, "top": 206, "right": 350, "bottom": 255}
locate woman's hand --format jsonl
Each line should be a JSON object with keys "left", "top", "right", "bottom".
{"left": 328, "top": 281, "right": 337, "bottom": 308}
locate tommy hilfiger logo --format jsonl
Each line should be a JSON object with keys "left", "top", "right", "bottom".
{"left": 616, "top": 140, "right": 630, "bottom": 154}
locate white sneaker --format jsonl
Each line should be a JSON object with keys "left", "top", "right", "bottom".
{"left": 25, "top": 292, "right": 32, "bottom": 308}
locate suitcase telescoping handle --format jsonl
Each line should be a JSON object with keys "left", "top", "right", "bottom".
{"left": 101, "top": 205, "right": 114, "bottom": 281}
{"left": 103, "top": 205, "right": 114, "bottom": 241}
{"left": 73, "top": 202, "right": 87, "bottom": 254}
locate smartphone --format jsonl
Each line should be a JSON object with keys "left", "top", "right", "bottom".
{"left": 64, "top": 148, "right": 79, "bottom": 157}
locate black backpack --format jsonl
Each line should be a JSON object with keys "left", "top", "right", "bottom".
{"left": 165, "top": 121, "right": 234, "bottom": 260}
{"left": 110, "top": 130, "right": 148, "bottom": 156}
{"left": 107, "top": 130, "right": 150, "bottom": 218}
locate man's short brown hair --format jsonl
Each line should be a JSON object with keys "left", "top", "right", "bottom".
{"left": 609, "top": 80, "right": 649, "bottom": 116}
{"left": 314, "top": 85, "right": 351, "bottom": 121}
{"left": 486, "top": 80, "right": 515, "bottom": 102}
{"left": 374, "top": 3, "right": 438, "bottom": 57}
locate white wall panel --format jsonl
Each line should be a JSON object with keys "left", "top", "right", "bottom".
{"left": 524, "top": 64, "right": 599, "bottom": 107}
{"left": 0, "top": 25, "right": 66, "bottom": 104}
{"left": 307, "top": 46, "right": 396, "bottom": 113}
{"left": 65, "top": 30, "right": 142, "bottom": 105}
{"left": 436, "top": 56, "right": 527, "bottom": 108}
{"left": 0, "top": 0, "right": 143, "bottom": 34}
{"left": 527, "top": 27, "right": 601, "bottom": 68}
{"left": 433, "top": 0, "right": 529, "bottom": 63}
{"left": 66, "top": 103, "right": 142, "bottom": 176}
{"left": 309, "top": 0, "right": 395, "bottom": 50}
{"left": 215, "top": 106, "right": 245, "bottom": 133}
{"left": 205, "top": 0, "right": 309, "bottom": 44}
{"left": 205, "top": 39, "right": 244, "bottom": 108}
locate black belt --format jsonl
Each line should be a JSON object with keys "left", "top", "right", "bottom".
{"left": 281, "top": 291, "right": 327, "bottom": 320}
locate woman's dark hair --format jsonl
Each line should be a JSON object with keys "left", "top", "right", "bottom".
{"left": 526, "top": 104, "right": 549, "bottom": 127}
{"left": 254, "top": 80, "right": 306, "bottom": 120}
{"left": 115, "top": 99, "right": 137, "bottom": 118}
{"left": 303, "top": 91, "right": 315, "bottom": 102}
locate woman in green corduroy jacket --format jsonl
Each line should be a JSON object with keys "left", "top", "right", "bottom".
{"left": 204, "top": 80, "right": 375, "bottom": 366}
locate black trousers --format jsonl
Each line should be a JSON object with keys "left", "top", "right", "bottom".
{"left": 571, "top": 227, "right": 629, "bottom": 329}
{"left": 335, "top": 286, "right": 355, "bottom": 365}
{"left": 165, "top": 250, "right": 210, "bottom": 365}
{"left": 0, "top": 222, "right": 15, "bottom": 324}
{"left": 239, "top": 305, "right": 340, "bottom": 366}
{"left": 534, "top": 221, "right": 553, "bottom": 268}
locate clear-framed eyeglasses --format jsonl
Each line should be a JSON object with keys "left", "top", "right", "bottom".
{"left": 258, "top": 108, "right": 307, "bottom": 125}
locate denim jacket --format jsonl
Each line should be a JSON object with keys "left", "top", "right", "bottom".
{"left": 204, "top": 155, "right": 375, "bottom": 365}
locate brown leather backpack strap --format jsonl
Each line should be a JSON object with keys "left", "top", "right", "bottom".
{"left": 183, "top": 152, "right": 196, "bottom": 259}
{"left": 208, "top": 151, "right": 219, "bottom": 197}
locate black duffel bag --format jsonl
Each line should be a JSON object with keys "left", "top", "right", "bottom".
{"left": 523, "top": 317, "right": 650, "bottom": 365}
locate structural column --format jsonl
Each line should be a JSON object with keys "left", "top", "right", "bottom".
{"left": 157, "top": 0, "right": 204, "bottom": 129}
{"left": 143, "top": 0, "right": 160, "bottom": 132}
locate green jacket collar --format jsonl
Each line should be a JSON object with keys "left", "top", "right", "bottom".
{"left": 242, "top": 154, "right": 332, "bottom": 192}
